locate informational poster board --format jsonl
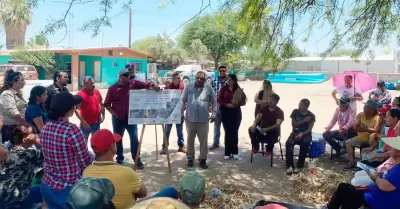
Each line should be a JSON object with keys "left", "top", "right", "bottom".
{"left": 128, "top": 89, "right": 182, "bottom": 125}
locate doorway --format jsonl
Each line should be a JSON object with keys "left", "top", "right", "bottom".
{"left": 93, "top": 61, "right": 101, "bottom": 83}
{"left": 78, "top": 61, "right": 86, "bottom": 86}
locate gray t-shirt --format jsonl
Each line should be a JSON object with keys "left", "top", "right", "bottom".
{"left": 182, "top": 83, "right": 217, "bottom": 123}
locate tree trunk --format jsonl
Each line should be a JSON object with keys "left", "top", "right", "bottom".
{"left": 214, "top": 56, "right": 220, "bottom": 71}
{"left": 5, "top": 22, "right": 27, "bottom": 49}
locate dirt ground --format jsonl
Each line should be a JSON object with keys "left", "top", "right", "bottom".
{"left": 69, "top": 80, "right": 378, "bottom": 208}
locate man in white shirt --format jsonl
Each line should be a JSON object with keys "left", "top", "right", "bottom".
{"left": 331, "top": 75, "right": 363, "bottom": 111}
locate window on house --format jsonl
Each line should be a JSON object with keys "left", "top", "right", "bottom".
{"left": 128, "top": 62, "right": 141, "bottom": 73}
{"left": 111, "top": 62, "right": 119, "bottom": 67}
{"left": 64, "top": 62, "right": 72, "bottom": 84}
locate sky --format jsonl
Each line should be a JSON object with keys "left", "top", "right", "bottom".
{"left": 0, "top": 0, "right": 397, "bottom": 56}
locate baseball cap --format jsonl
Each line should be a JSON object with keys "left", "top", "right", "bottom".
{"left": 363, "top": 99, "right": 379, "bottom": 109}
{"left": 381, "top": 136, "right": 400, "bottom": 150}
{"left": 91, "top": 129, "right": 121, "bottom": 153}
{"left": 339, "top": 96, "right": 350, "bottom": 105}
{"left": 379, "top": 104, "right": 392, "bottom": 114}
{"left": 125, "top": 63, "right": 135, "bottom": 69}
{"left": 377, "top": 80, "right": 385, "bottom": 86}
{"left": 131, "top": 197, "right": 190, "bottom": 209}
{"left": 118, "top": 69, "right": 130, "bottom": 77}
{"left": 255, "top": 204, "right": 289, "bottom": 209}
{"left": 50, "top": 92, "right": 82, "bottom": 112}
{"left": 178, "top": 171, "right": 206, "bottom": 205}
{"left": 66, "top": 177, "right": 115, "bottom": 209}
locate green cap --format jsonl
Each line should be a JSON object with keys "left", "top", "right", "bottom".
{"left": 178, "top": 171, "right": 206, "bottom": 205}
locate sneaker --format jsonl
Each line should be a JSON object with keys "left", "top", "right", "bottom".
{"left": 136, "top": 161, "right": 145, "bottom": 170}
{"left": 286, "top": 167, "right": 293, "bottom": 175}
{"left": 199, "top": 159, "right": 208, "bottom": 169}
{"left": 224, "top": 156, "right": 230, "bottom": 160}
{"left": 178, "top": 147, "right": 186, "bottom": 153}
{"left": 233, "top": 154, "right": 239, "bottom": 160}
{"left": 209, "top": 144, "right": 219, "bottom": 150}
{"left": 343, "top": 163, "right": 356, "bottom": 171}
{"left": 265, "top": 151, "right": 271, "bottom": 157}
{"left": 187, "top": 159, "right": 194, "bottom": 168}
{"left": 294, "top": 167, "right": 302, "bottom": 174}
{"left": 160, "top": 148, "right": 166, "bottom": 155}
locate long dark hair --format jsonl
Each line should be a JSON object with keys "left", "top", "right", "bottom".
{"left": 0, "top": 69, "right": 23, "bottom": 94}
{"left": 48, "top": 109, "right": 71, "bottom": 121}
{"left": 28, "top": 85, "right": 46, "bottom": 105}
{"left": 228, "top": 74, "right": 247, "bottom": 101}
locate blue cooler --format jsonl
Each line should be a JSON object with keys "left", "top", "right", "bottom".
{"left": 308, "top": 133, "right": 326, "bottom": 158}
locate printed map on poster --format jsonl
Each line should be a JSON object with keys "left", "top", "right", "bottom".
{"left": 128, "top": 90, "right": 182, "bottom": 125}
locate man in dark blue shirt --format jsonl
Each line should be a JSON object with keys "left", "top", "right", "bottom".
{"left": 285, "top": 99, "right": 315, "bottom": 175}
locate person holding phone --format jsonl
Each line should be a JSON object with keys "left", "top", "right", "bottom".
{"left": 320, "top": 136, "right": 400, "bottom": 209}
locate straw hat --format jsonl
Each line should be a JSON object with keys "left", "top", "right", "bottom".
{"left": 381, "top": 136, "right": 400, "bottom": 150}
{"left": 131, "top": 197, "right": 190, "bottom": 209}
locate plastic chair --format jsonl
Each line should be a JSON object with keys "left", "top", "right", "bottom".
{"left": 250, "top": 133, "right": 284, "bottom": 167}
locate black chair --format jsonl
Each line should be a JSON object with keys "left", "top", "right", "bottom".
{"left": 250, "top": 132, "right": 284, "bottom": 167}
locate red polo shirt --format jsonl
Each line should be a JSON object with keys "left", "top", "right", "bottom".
{"left": 104, "top": 80, "right": 151, "bottom": 119}
{"left": 77, "top": 89, "right": 102, "bottom": 124}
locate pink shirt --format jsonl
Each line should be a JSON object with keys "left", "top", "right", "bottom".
{"left": 326, "top": 107, "right": 356, "bottom": 131}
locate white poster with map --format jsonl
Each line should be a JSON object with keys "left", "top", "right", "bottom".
{"left": 128, "top": 89, "right": 182, "bottom": 125}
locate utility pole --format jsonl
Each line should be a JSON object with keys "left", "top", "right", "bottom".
{"left": 129, "top": 8, "right": 132, "bottom": 48}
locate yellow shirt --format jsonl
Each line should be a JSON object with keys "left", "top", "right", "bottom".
{"left": 83, "top": 161, "right": 142, "bottom": 209}
{"left": 357, "top": 112, "right": 379, "bottom": 141}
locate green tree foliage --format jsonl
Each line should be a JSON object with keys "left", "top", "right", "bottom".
{"left": 178, "top": 12, "right": 244, "bottom": 70}
{"left": 26, "top": 34, "right": 49, "bottom": 47}
{"left": 280, "top": 42, "right": 306, "bottom": 59}
{"left": 319, "top": 48, "right": 354, "bottom": 57}
{"left": 132, "top": 33, "right": 186, "bottom": 68}
{"left": 187, "top": 39, "right": 209, "bottom": 63}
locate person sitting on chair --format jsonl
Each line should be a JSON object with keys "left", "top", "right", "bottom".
{"left": 369, "top": 80, "right": 392, "bottom": 106}
{"left": 285, "top": 99, "right": 315, "bottom": 175}
{"left": 344, "top": 100, "right": 380, "bottom": 170}
{"left": 248, "top": 93, "right": 284, "bottom": 156}
{"left": 323, "top": 96, "right": 357, "bottom": 158}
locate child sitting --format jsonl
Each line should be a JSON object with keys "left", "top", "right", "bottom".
{"left": 0, "top": 125, "right": 43, "bottom": 209}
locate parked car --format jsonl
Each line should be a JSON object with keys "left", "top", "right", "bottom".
{"left": 0, "top": 64, "right": 39, "bottom": 85}
{"left": 164, "top": 64, "right": 215, "bottom": 86}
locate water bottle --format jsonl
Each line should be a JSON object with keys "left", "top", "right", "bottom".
{"left": 210, "top": 188, "right": 223, "bottom": 198}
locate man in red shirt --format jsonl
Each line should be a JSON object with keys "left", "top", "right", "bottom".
{"left": 77, "top": 76, "right": 105, "bottom": 140}
{"left": 104, "top": 69, "right": 160, "bottom": 169}
{"left": 161, "top": 72, "right": 186, "bottom": 154}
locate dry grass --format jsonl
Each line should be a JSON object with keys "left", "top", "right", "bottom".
{"left": 293, "top": 168, "right": 350, "bottom": 204}
{"left": 204, "top": 180, "right": 253, "bottom": 209}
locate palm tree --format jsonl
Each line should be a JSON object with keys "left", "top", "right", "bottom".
{"left": 0, "top": 0, "right": 32, "bottom": 49}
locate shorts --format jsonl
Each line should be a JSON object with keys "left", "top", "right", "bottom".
{"left": 345, "top": 137, "right": 369, "bottom": 147}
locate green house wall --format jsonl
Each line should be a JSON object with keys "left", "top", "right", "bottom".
{"left": 101, "top": 58, "right": 148, "bottom": 86}
{"left": 0, "top": 55, "right": 13, "bottom": 64}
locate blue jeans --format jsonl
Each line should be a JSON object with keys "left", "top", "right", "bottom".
{"left": 213, "top": 110, "right": 222, "bottom": 145}
{"left": 80, "top": 123, "right": 100, "bottom": 138}
{"left": 40, "top": 183, "right": 71, "bottom": 209}
{"left": 111, "top": 116, "right": 139, "bottom": 162}
{"left": 163, "top": 120, "right": 184, "bottom": 148}
{"left": 152, "top": 186, "right": 179, "bottom": 199}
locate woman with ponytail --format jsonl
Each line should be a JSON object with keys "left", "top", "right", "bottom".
{"left": 25, "top": 85, "right": 48, "bottom": 133}
{"left": 0, "top": 69, "right": 27, "bottom": 143}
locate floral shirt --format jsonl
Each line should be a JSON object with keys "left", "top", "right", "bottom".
{"left": 0, "top": 146, "right": 43, "bottom": 208}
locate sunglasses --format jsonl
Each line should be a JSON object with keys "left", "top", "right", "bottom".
{"left": 196, "top": 77, "right": 206, "bottom": 81}
{"left": 219, "top": 70, "right": 226, "bottom": 73}
{"left": 121, "top": 73, "right": 130, "bottom": 77}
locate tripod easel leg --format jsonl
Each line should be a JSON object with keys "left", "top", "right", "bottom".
{"left": 134, "top": 125, "right": 146, "bottom": 171}
{"left": 155, "top": 125, "right": 158, "bottom": 160}
{"left": 162, "top": 125, "right": 172, "bottom": 173}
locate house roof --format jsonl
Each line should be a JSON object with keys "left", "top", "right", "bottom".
{"left": 0, "top": 47, "right": 154, "bottom": 59}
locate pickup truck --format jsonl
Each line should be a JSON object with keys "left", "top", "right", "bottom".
{"left": 163, "top": 64, "right": 216, "bottom": 86}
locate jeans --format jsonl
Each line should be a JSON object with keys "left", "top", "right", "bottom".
{"left": 80, "top": 123, "right": 100, "bottom": 138}
{"left": 212, "top": 110, "right": 222, "bottom": 145}
{"left": 327, "top": 183, "right": 368, "bottom": 209}
{"left": 151, "top": 186, "right": 179, "bottom": 199}
{"left": 285, "top": 132, "right": 312, "bottom": 168}
{"left": 111, "top": 116, "right": 139, "bottom": 162}
{"left": 323, "top": 129, "right": 357, "bottom": 152}
{"left": 163, "top": 120, "right": 184, "bottom": 148}
{"left": 248, "top": 128, "right": 279, "bottom": 152}
{"left": 40, "top": 183, "right": 71, "bottom": 209}
{"left": 221, "top": 107, "right": 242, "bottom": 156}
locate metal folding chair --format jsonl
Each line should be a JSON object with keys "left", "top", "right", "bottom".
{"left": 250, "top": 133, "right": 284, "bottom": 167}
